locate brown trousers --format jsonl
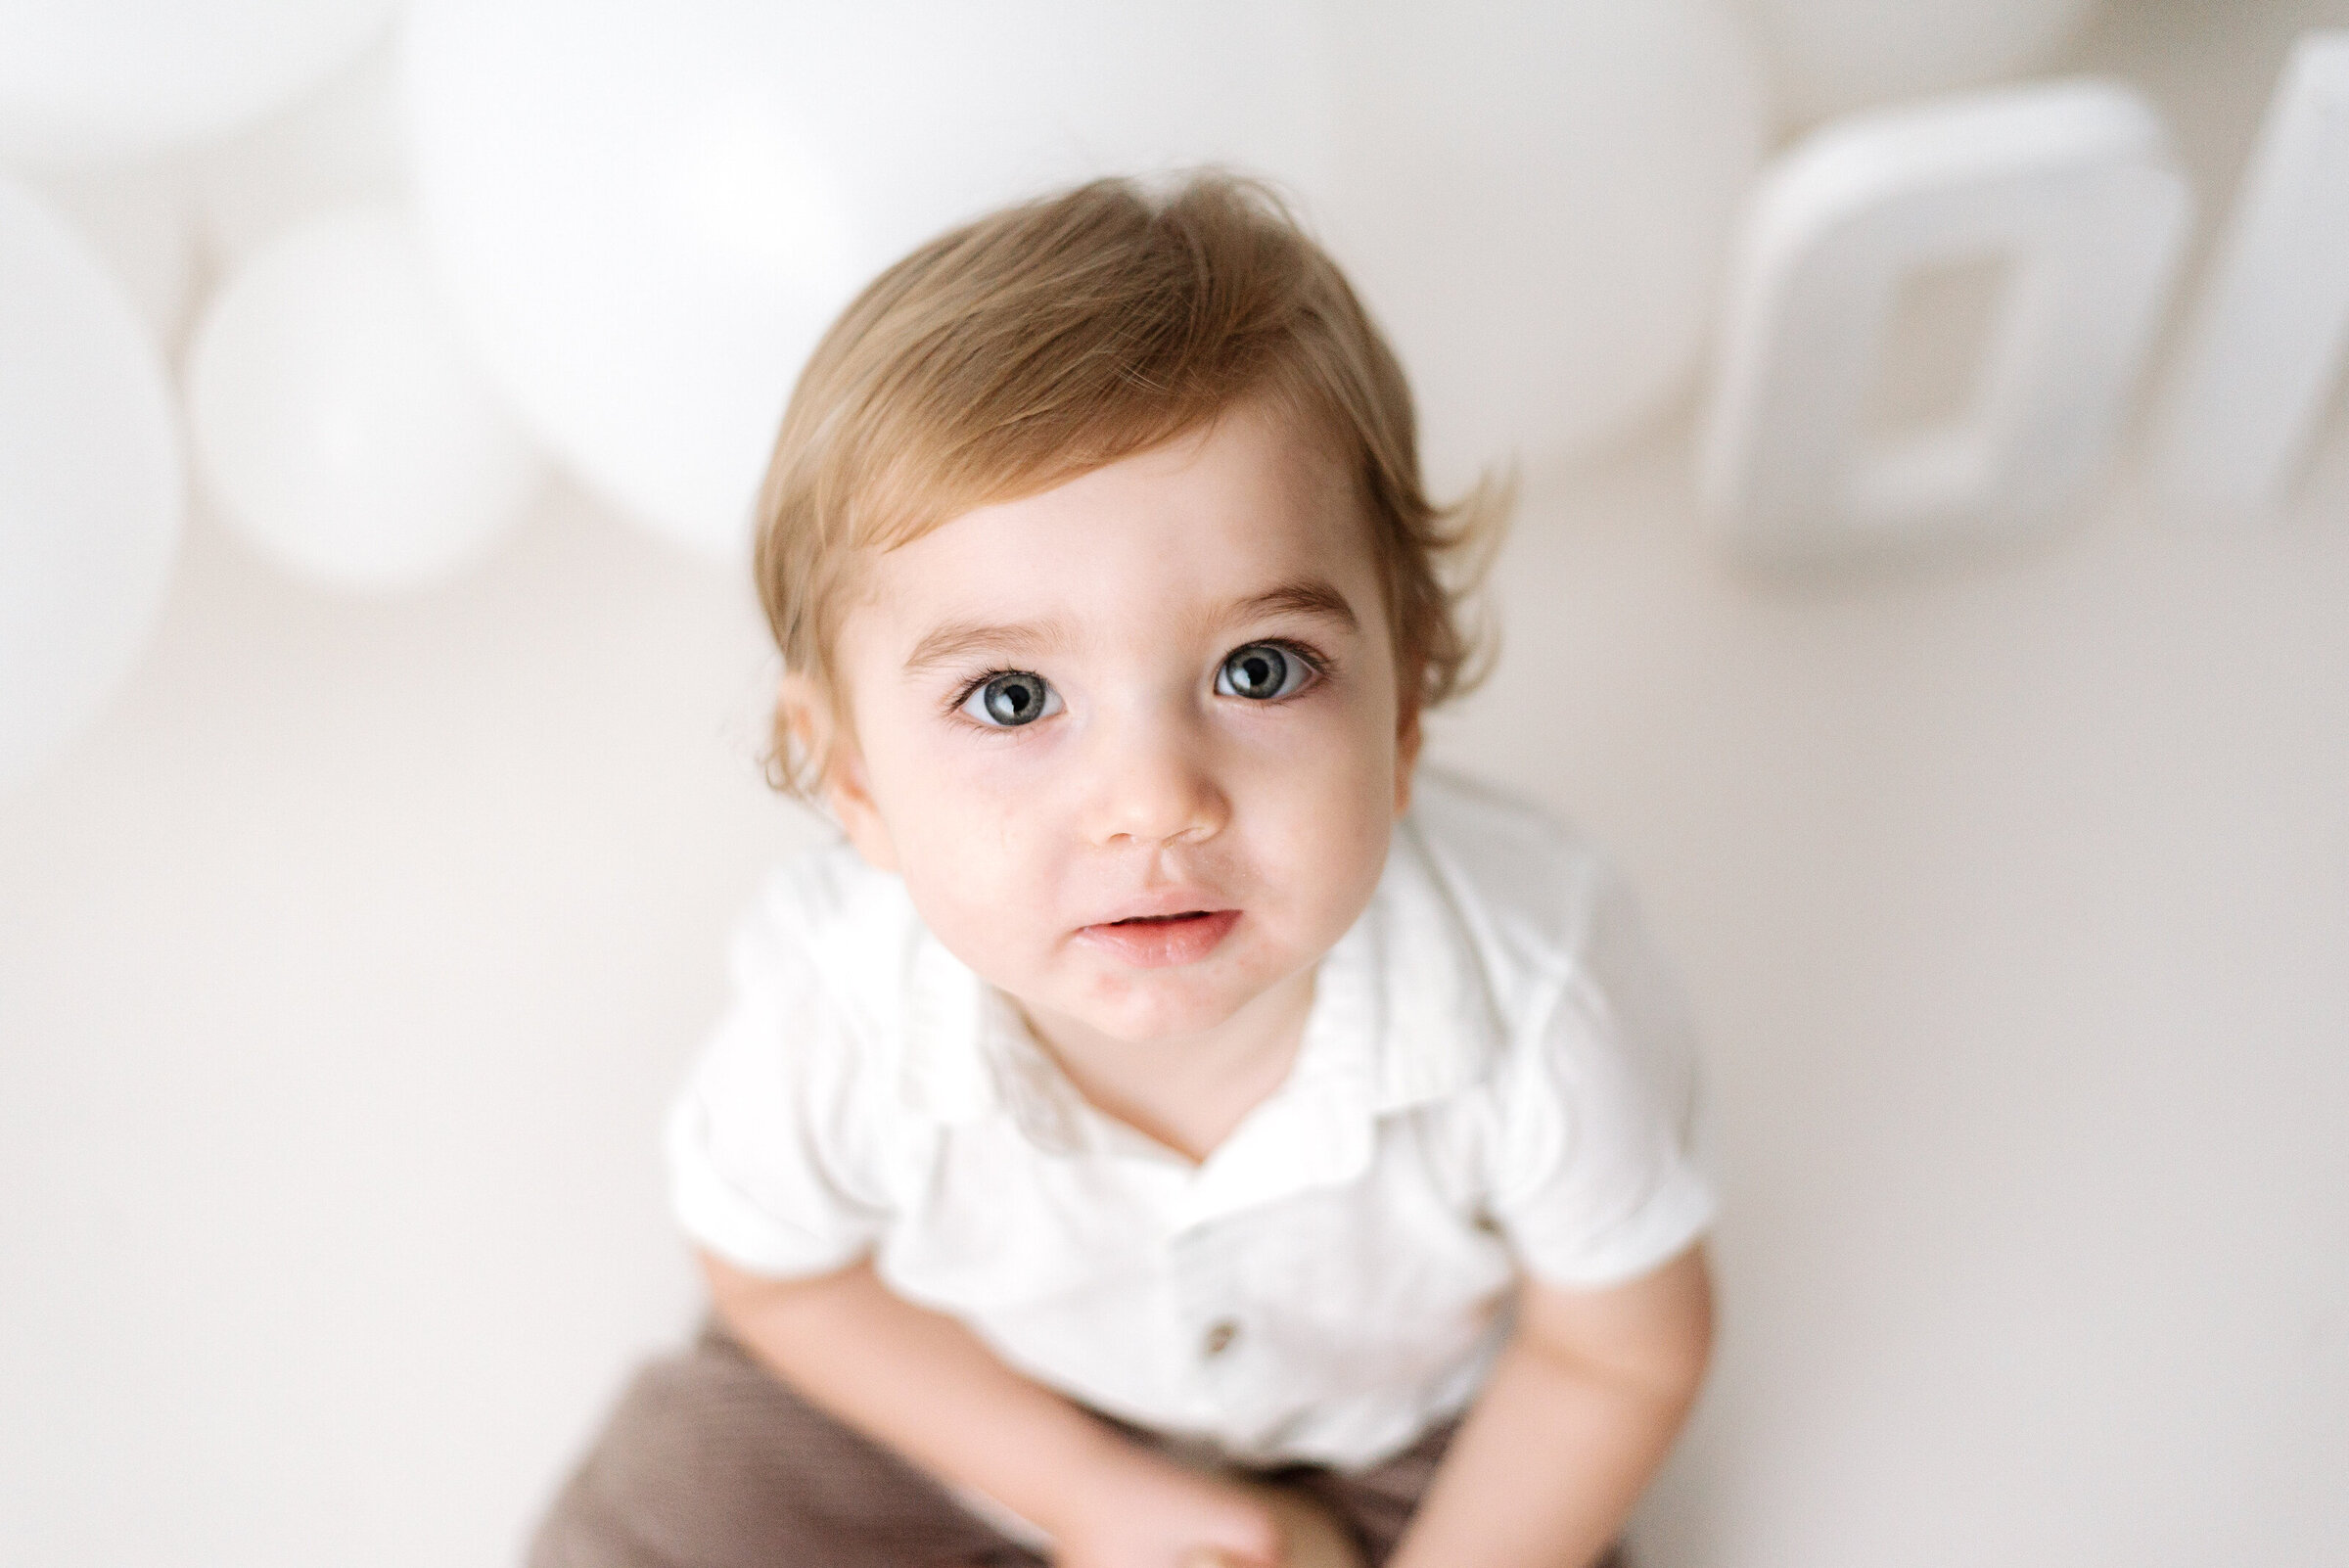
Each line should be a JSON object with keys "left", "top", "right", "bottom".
{"left": 528, "top": 1319, "right": 1610, "bottom": 1568}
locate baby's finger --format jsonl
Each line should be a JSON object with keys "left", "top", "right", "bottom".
{"left": 1250, "top": 1486, "right": 1363, "bottom": 1568}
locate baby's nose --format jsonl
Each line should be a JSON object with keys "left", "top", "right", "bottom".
{"left": 1083, "top": 711, "right": 1228, "bottom": 847}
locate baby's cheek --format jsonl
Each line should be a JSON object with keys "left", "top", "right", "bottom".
{"left": 915, "top": 807, "right": 1059, "bottom": 934}
{"left": 1291, "top": 797, "right": 1397, "bottom": 942}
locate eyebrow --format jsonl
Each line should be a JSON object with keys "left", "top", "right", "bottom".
{"left": 899, "top": 577, "right": 1362, "bottom": 678}
{"left": 902, "top": 618, "right": 1073, "bottom": 678}
{"left": 1222, "top": 578, "right": 1359, "bottom": 635}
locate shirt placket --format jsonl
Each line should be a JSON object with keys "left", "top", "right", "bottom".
{"left": 1164, "top": 1211, "right": 1259, "bottom": 1428}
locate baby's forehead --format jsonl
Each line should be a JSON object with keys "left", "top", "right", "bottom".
{"left": 839, "top": 428, "right": 1376, "bottom": 657}
{"left": 912, "top": 408, "right": 1365, "bottom": 569}
{"left": 938, "top": 398, "right": 1360, "bottom": 539}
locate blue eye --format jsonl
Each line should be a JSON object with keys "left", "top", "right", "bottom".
{"left": 1216, "top": 643, "right": 1311, "bottom": 701}
{"left": 961, "top": 670, "right": 1061, "bottom": 727}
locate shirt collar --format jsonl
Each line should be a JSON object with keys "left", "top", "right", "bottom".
{"left": 892, "top": 807, "right": 1505, "bottom": 1135}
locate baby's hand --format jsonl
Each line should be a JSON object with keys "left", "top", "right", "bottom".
{"left": 1180, "top": 1484, "right": 1363, "bottom": 1568}
{"left": 1047, "top": 1460, "right": 1277, "bottom": 1568}
{"left": 1045, "top": 1461, "right": 1361, "bottom": 1568}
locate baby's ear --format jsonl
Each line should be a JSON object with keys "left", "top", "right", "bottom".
{"left": 781, "top": 673, "right": 899, "bottom": 871}
{"left": 826, "top": 755, "right": 900, "bottom": 873}
{"left": 1393, "top": 701, "right": 1423, "bottom": 817}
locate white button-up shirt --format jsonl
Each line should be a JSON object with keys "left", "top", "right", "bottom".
{"left": 668, "top": 770, "right": 1715, "bottom": 1469}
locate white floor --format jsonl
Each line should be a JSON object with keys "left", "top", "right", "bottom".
{"left": 4, "top": 4, "right": 2347, "bottom": 1564}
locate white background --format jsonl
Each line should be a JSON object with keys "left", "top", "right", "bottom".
{"left": 3, "top": 1, "right": 2345, "bottom": 1564}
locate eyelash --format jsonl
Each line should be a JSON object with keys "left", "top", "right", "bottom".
{"left": 941, "top": 639, "right": 1333, "bottom": 723}
{"left": 944, "top": 669, "right": 1032, "bottom": 728}
{"left": 1225, "top": 638, "right": 1330, "bottom": 697}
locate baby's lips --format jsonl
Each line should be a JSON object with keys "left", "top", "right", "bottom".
{"left": 1071, "top": 908, "right": 1240, "bottom": 968}
{"left": 1076, "top": 887, "right": 1231, "bottom": 926}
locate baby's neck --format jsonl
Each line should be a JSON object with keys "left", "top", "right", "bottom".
{"left": 1018, "top": 970, "right": 1315, "bottom": 1165}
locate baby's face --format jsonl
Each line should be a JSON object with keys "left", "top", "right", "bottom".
{"left": 818, "top": 399, "right": 1413, "bottom": 1051}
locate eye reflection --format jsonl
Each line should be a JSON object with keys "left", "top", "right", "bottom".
{"left": 963, "top": 670, "right": 1059, "bottom": 727}
{"left": 1216, "top": 643, "right": 1310, "bottom": 701}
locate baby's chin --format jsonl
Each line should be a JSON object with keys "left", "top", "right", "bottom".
{"left": 1052, "top": 997, "right": 1254, "bottom": 1049}
{"left": 1027, "top": 957, "right": 1313, "bottom": 1050}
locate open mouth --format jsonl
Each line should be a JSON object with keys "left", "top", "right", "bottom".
{"left": 1077, "top": 907, "right": 1240, "bottom": 967}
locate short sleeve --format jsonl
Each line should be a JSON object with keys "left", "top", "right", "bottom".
{"left": 1486, "top": 869, "right": 1717, "bottom": 1289}
{"left": 664, "top": 885, "right": 893, "bottom": 1278}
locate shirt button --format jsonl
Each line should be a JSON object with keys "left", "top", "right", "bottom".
{"left": 1201, "top": 1318, "right": 1240, "bottom": 1359}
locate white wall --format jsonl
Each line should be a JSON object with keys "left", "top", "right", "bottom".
{"left": 2, "top": 3, "right": 2344, "bottom": 1565}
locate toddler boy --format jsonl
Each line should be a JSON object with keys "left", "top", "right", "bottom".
{"left": 532, "top": 173, "right": 1715, "bottom": 1568}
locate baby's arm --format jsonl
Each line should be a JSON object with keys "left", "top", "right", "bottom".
{"left": 700, "top": 1249, "right": 1284, "bottom": 1568}
{"left": 1385, "top": 1243, "right": 1714, "bottom": 1568}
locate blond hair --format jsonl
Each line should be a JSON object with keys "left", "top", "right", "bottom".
{"left": 754, "top": 171, "right": 1507, "bottom": 796}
